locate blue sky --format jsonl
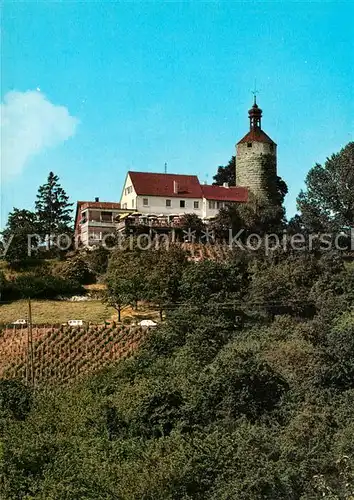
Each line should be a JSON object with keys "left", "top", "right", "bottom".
{"left": 1, "top": 1, "right": 353, "bottom": 227}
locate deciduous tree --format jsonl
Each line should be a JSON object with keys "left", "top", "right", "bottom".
{"left": 297, "top": 142, "right": 354, "bottom": 232}
{"left": 213, "top": 156, "right": 236, "bottom": 186}
{"left": 1, "top": 208, "right": 39, "bottom": 267}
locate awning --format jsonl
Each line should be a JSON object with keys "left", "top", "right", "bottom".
{"left": 116, "top": 212, "right": 131, "bottom": 220}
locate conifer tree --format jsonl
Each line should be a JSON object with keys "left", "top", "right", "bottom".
{"left": 35, "top": 172, "right": 73, "bottom": 244}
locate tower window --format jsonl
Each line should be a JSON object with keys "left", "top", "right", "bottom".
{"left": 247, "top": 142, "right": 252, "bottom": 148}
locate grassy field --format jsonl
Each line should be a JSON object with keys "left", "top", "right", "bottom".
{"left": 0, "top": 299, "right": 159, "bottom": 325}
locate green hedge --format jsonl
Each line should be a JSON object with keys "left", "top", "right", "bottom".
{"left": 0, "top": 272, "right": 84, "bottom": 301}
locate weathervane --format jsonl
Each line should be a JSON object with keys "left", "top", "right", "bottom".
{"left": 251, "top": 79, "right": 259, "bottom": 105}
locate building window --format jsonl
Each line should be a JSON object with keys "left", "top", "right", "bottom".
{"left": 101, "top": 211, "right": 112, "bottom": 222}
{"left": 194, "top": 201, "right": 199, "bottom": 209}
{"left": 132, "top": 199, "right": 135, "bottom": 208}
{"left": 180, "top": 200, "right": 185, "bottom": 208}
{"left": 143, "top": 198, "right": 149, "bottom": 206}
{"left": 209, "top": 201, "right": 216, "bottom": 209}
{"left": 122, "top": 203, "right": 127, "bottom": 209}
{"left": 166, "top": 199, "right": 171, "bottom": 207}
{"left": 125, "top": 186, "right": 133, "bottom": 195}
{"left": 216, "top": 201, "right": 225, "bottom": 210}
{"left": 247, "top": 142, "right": 252, "bottom": 148}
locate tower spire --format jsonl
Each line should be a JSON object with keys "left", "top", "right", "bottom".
{"left": 248, "top": 88, "right": 262, "bottom": 131}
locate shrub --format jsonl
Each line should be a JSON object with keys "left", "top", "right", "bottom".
{"left": 0, "top": 380, "right": 32, "bottom": 421}
{"left": 84, "top": 246, "right": 110, "bottom": 277}
{"left": 0, "top": 271, "right": 10, "bottom": 301}
{"left": 53, "top": 255, "right": 95, "bottom": 285}
{"left": 6, "top": 273, "right": 84, "bottom": 300}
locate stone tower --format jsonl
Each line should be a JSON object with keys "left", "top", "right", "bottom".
{"left": 236, "top": 98, "right": 277, "bottom": 201}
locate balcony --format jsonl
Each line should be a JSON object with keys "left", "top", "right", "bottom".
{"left": 81, "top": 219, "right": 115, "bottom": 228}
{"left": 116, "top": 215, "right": 184, "bottom": 232}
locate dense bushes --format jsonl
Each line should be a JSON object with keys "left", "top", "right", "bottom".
{"left": 1, "top": 297, "right": 354, "bottom": 498}
{"left": 0, "top": 380, "right": 32, "bottom": 422}
{"left": 53, "top": 254, "right": 95, "bottom": 285}
{"left": 103, "top": 246, "right": 349, "bottom": 325}
{"left": 1, "top": 247, "right": 354, "bottom": 498}
{"left": 0, "top": 272, "right": 84, "bottom": 300}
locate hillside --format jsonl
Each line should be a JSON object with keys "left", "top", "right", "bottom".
{"left": 1, "top": 141, "right": 354, "bottom": 498}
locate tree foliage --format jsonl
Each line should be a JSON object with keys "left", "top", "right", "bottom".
{"left": 1, "top": 246, "right": 354, "bottom": 498}
{"left": 35, "top": 171, "right": 73, "bottom": 239}
{"left": 297, "top": 142, "right": 354, "bottom": 231}
{"left": 53, "top": 254, "right": 95, "bottom": 285}
{"left": 1, "top": 209, "right": 39, "bottom": 267}
{"left": 213, "top": 156, "right": 236, "bottom": 186}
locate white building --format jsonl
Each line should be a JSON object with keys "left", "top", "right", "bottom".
{"left": 120, "top": 171, "right": 248, "bottom": 219}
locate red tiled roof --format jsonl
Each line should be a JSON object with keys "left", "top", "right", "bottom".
{"left": 128, "top": 171, "right": 203, "bottom": 198}
{"left": 201, "top": 185, "right": 249, "bottom": 202}
{"left": 237, "top": 128, "right": 275, "bottom": 145}
{"left": 80, "top": 201, "right": 121, "bottom": 210}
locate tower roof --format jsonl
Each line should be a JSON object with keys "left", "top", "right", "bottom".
{"left": 237, "top": 97, "right": 276, "bottom": 145}
{"left": 237, "top": 128, "right": 276, "bottom": 145}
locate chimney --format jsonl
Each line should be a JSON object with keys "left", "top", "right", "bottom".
{"left": 95, "top": 197, "right": 99, "bottom": 202}
{"left": 223, "top": 182, "right": 229, "bottom": 188}
{"left": 173, "top": 181, "right": 178, "bottom": 194}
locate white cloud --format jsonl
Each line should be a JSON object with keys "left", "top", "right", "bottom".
{"left": 1, "top": 90, "right": 79, "bottom": 178}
